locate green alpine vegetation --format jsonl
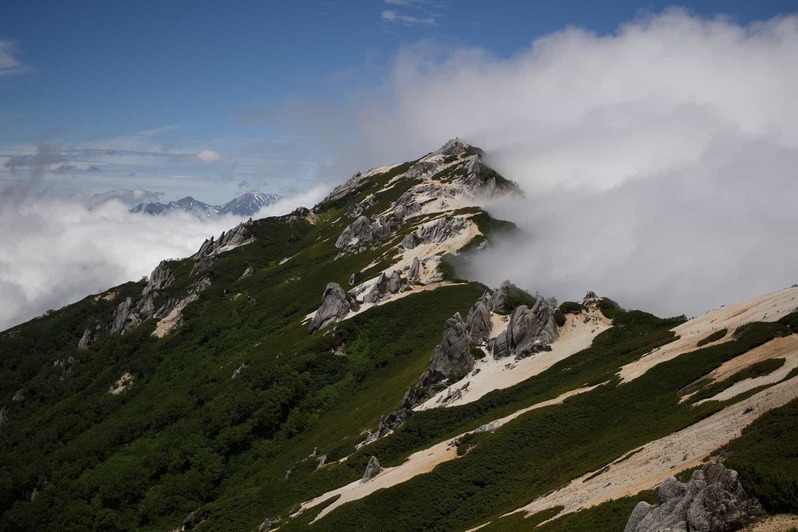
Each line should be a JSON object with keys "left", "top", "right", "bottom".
{"left": 1, "top": 139, "right": 797, "bottom": 532}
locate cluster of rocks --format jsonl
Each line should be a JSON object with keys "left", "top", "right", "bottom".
{"left": 624, "top": 463, "right": 764, "bottom": 532}
{"left": 334, "top": 215, "right": 395, "bottom": 251}
{"left": 308, "top": 269, "right": 417, "bottom": 334}
{"left": 191, "top": 220, "right": 252, "bottom": 276}
{"left": 78, "top": 258, "right": 215, "bottom": 348}
{"left": 346, "top": 193, "right": 377, "bottom": 218}
{"left": 401, "top": 281, "right": 559, "bottom": 409}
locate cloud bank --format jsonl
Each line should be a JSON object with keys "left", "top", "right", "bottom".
{"left": 347, "top": 9, "right": 798, "bottom": 316}
{"left": 0, "top": 186, "right": 326, "bottom": 332}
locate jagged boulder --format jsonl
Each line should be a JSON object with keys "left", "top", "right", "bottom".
{"left": 362, "top": 456, "right": 382, "bottom": 482}
{"left": 192, "top": 222, "right": 253, "bottom": 275}
{"left": 409, "top": 257, "right": 421, "bottom": 282}
{"left": 387, "top": 270, "right": 403, "bottom": 294}
{"left": 376, "top": 410, "right": 408, "bottom": 439}
{"left": 490, "top": 288, "right": 559, "bottom": 359}
{"left": 142, "top": 260, "right": 174, "bottom": 296}
{"left": 335, "top": 216, "right": 376, "bottom": 249}
{"left": 77, "top": 327, "right": 96, "bottom": 350}
{"left": 136, "top": 293, "right": 156, "bottom": 319}
{"left": 110, "top": 297, "right": 140, "bottom": 335}
{"left": 308, "top": 283, "right": 357, "bottom": 334}
{"left": 624, "top": 463, "right": 764, "bottom": 532}
{"left": 422, "top": 312, "right": 474, "bottom": 386}
{"left": 466, "top": 291, "right": 493, "bottom": 341}
{"left": 417, "top": 216, "right": 467, "bottom": 244}
{"left": 401, "top": 233, "right": 416, "bottom": 250}
{"left": 490, "top": 280, "right": 515, "bottom": 314}
{"left": 238, "top": 265, "right": 254, "bottom": 281}
{"left": 0, "top": 405, "right": 8, "bottom": 426}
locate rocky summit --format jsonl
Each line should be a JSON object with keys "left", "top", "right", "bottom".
{"left": 1, "top": 139, "right": 796, "bottom": 532}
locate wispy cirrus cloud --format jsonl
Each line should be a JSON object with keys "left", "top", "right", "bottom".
{"left": 381, "top": 10, "right": 435, "bottom": 25}
{"left": 0, "top": 40, "right": 30, "bottom": 77}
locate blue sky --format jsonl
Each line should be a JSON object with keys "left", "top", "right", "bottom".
{"left": 1, "top": 0, "right": 795, "bottom": 202}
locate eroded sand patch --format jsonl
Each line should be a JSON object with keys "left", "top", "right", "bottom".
{"left": 499, "top": 375, "right": 798, "bottom": 526}
{"left": 619, "top": 286, "right": 798, "bottom": 383}
{"left": 297, "top": 385, "right": 599, "bottom": 523}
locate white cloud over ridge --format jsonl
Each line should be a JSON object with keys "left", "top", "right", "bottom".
{"left": 348, "top": 9, "right": 798, "bottom": 316}
{"left": 0, "top": 185, "right": 327, "bottom": 332}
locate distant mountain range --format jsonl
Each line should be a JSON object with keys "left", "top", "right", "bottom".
{"left": 130, "top": 192, "right": 282, "bottom": 219}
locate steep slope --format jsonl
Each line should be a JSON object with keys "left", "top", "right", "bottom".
{"left": 1, "top": 139, "right": 796, "bottom": 532}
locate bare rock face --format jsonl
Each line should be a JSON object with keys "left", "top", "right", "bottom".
{"left": 192, "top": 221, "right": 253, "bottom": 275}
{"left": 490, "top": 299, "right": 558, "bottom": 359}
{"left": 409, "top": 257, "right": 421, "bottom": 282}
{"left": 110, "top": 297, "right": 141, "bottom": 335}
{"left": 417, "top": 216, "right": 467, "bottom": 244}
{"left": 362, "top": 456, "right": 382, "bottom": 482}
{"left": 422, "top": 312, "right": 474, "bottom": 386}
{"left": 335, "top": 215, "right": 376, "bottom": 249}
{"left": 490, "top": 280, "right": 515, "bottom": 314}
{"left": 77, "top": 326, "right": 97, "bottom": 350}
{"left": 387, "top": 270, "right": 403, "bottom": 294}
{"left": 238, "top": 265, "right": 254, "bottom": 281}
{"left": 466, "top": 292, "right": 493, "bottom": 342}
{"left": 624, "top": 463, "right": 764, "bottom": 532}
{"left": 308, "top": 283, "right": 358, "bottom": 334}
{"left": 142, "top": 260, "right": 174, "bottom": 296}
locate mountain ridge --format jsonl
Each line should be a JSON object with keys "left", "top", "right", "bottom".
{"left": 130, "top": 191, "right": 282, "bottom": 219}
{"left": 1, "top": 139, "right": 796, "bottom": 532}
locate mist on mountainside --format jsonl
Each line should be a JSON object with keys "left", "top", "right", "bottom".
{"left": 0, "top": 184, "right": 327, "bottom": 332}
{"left": 312, "top": 9, "right": 798, "bottom": 317}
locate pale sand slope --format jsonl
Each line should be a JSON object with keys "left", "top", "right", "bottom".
{"left": 496, "top": 375, "right": 798, "bottom": 526}
{"left": 694, "top": 335, "right": 798, "bottom": 405}
{"left": 417, "top": 309, "right": 611, "bottom": 410}
{"left": 619, "top": 286, "right": 798, "bottom": 383}
{"left": 296, "top": 385, "right": 599, "bottom": 523}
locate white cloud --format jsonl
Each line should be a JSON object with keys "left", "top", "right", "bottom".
{"left": 381, "top": 10, "right": 435, "bottom": 25}
{"left": 0, "top": 40, "right": 29, "bottom": 77}
{"left": 341, "top": 9, "right": 798, "bottom": 316}
{"left": 195, "top": 148, "right": 231, "bottom": 163}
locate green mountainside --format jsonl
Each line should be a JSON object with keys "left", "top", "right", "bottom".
{"left": 1, "top": 139, "right": 796, "bottom": 531}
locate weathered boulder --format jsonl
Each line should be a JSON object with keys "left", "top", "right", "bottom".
{"left": 490, "top": 296, "right": 558, "bottom": 359}
{"left": 142, "top": 260, "right": 174, "bottom": 296}
{"left": 408, "top": 257, "right": 421, "bottom": 282}
{"left": 238, "top": 265, "right": 254, "bottom": 281}
{"left": 362, "top": 456, "right": 382, "bottom": 482}
{"left": 490, "top": 280, "right": 515, "bottom": 314}
{"left": 0, "top": 405, "right": 8, "bottom": 426}
{"left": 422, "top": 312, "right": 474, "bottom": 386}
{"left": 190, "top": 254, "right": 214, "bottom": 276}
{"left": 78, "top": 327, "right": 95, "bottom": 350}
{"left": 387, "top": 270, "right": 403, "bottom": 294}
{"left": 417, "top": 216, "right": 467, "bottom": 244}
{"left": 335, "top": 216, "right": 376, "bottom": 249}
{"left": 624, "top": 463, "right": 764, "bottom": 532}
{"left": 136, "top": 293, "right": 156, "bottom": 319}
{"left": 401, "top": 233, "right": 416, "bottom": 250}
{"left": 376, "top": 409, "right": 408, "bottom": 438}
{"left": 110, "top": 297, "right": 140, "bottom": 335}
{"left": 308, "top": 283, "right": 357, "bottom": 334}
{"left": 466, "top": 292, "right": 493, "bottom": 342}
